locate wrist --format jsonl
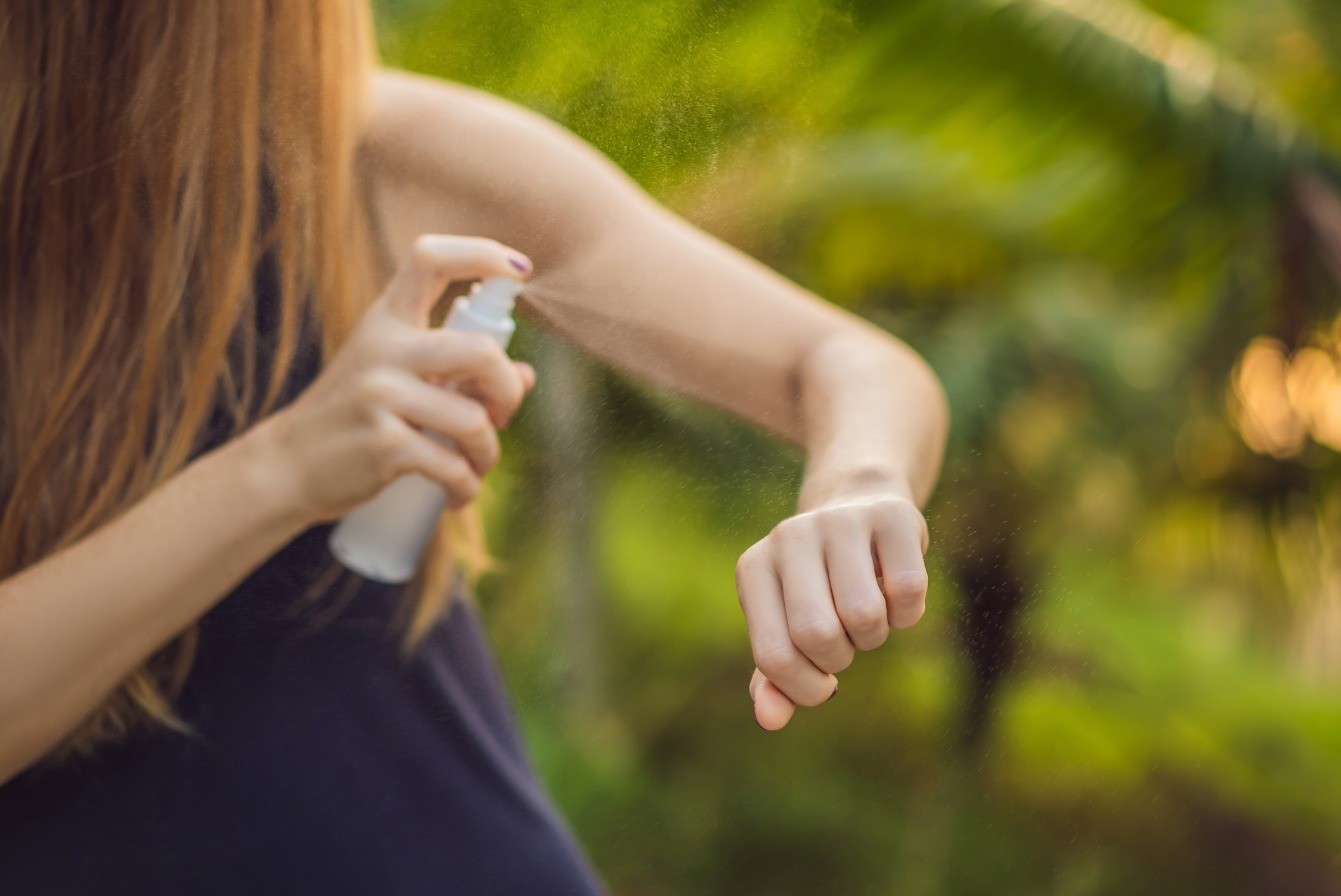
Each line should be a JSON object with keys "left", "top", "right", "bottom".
{"left": 794, "top": 329, "right": 947, "bottom": 515}
{"left": 226, "top": 414, "right": 321, "bottom": 535}
{"left": 797, "top": 461, "right": 917, "bottom": 514}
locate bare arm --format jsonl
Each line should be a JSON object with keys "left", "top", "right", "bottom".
{"left": 0, "top": 421, "right": 308, "bottom": 785}
{"left": 0, "top": 236, "right": 537, "bottom": 784}
{"left": 363, "top": 69, "right": 950, "bottom": 730}
{"left": 362, "top": 70, "right": 947, "bottom": 506}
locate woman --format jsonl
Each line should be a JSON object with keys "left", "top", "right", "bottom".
{"left": 0, "top": 2, "right": 947, "bottom": 893}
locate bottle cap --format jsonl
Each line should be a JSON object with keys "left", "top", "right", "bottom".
{"left": 469, "top": 277, "right": 523, "bottom": 318}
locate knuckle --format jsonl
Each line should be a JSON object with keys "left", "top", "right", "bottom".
{"left": 810, "top": 503, "right": 836, "bottom": 519}
{"left": 383, "top": 449, "right": 414, "bottom": 482}
{"left": 459, "top": 401, "right": 493, "bottom": 437}
{"left": 842, "top": 600, "right": 885, "bottom": 643}
{"left": 446, "top": 332, "right": 501, "bottom": 371}
{"left": 420, "top": 330, "right": 457, "bottom": 369}
{"left": 744, "top": 539, "right": 771, "bottom": 562}
{"left": 343, "top": 326, "right": 384, "bottom": 368}
{"left": 884, "top": 570, "right": 929, "bottom": 605}
{"left": 438, "top": 447, "right": 469, "bottom": 477}
{"left": 463, "top": 331, "right": 498, "bottom": 359}
{"left": 795, "top": 686, "right": 833, "bottom": 709}
{"left": 410, "top": 234, "right": 442, "bottom": 264}
{"left": 370, "top": 422, "right": 410, "bottom": 477}
{"left": 791, "top": 617, "right": 845, "bottom": 653}
{"left": 853, "top": 629, "right": 890, "bottom": 651}
{"left": 443, "top": 464, "right": 482, "bottom": 507}
{"left": 843, "top": 601, "right": 888, "bottom": 636}
{"left": 382, "top": 330, "right": 420, "bottom": 365}
{"left": 735, "top": 543, "right": 768, "bottom": 577}
{"left": 815, "top": 504, "right": 862, "bottom": 535}
{"left": 825, "top": 652, "right": 854, "bottom": 674}
{"left": 876, "top": 497, "right": 924, "bottom": 529}
{"left": 370, "top": 414, "right": 405, "bottom": 453}
{"left": 732, "top": 561, "right": 750, "bottom": 593}
{"left": 769, "top": 515, "right": 813, "bottom": 548}
{"left": 753, "top": 643, "right": 799, "bottom": 679}
{"left": 356, "top": 368, "right": 399, "bottom": 408}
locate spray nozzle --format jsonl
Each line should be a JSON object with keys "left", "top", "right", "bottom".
{"left": 468, "top": 276, "right": 524, "bottom": 317}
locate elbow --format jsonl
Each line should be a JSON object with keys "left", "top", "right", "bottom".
{"left": 804, "top": 323, "right": 950, "bottom": 439}
{"left": 0, "top": 736, "right": 33, "bottom": 789}
{"left": 878, "top": 336, "right": 951, "bottom": 509}
{"left": 0, "top": 734, "right": 63, "bottom": 790}
{"left": 0, "top": 703, "right": 60, "bottom": 788}
{"left": 895, "top": 337, "right": 950, "bottom": 450}
{"left": 795, "top": 324, "right": 951, "bottom": 505}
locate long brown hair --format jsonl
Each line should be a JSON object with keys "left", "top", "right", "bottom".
{"left": 0, "top": 2, "right": 492, "bottom": 765}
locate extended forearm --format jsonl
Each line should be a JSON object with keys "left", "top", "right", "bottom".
{"left": 0, "top": 418, "right": 311, "bottom": 784}
{"left": 794, "top": 326, "right": 949, "bottom": 513}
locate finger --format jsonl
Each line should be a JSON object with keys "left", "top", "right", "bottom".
{"left": 752, "top": 670, "right": 797, "bottom": 731}
{"left": 381, "top": 371, "right": 501, "bottom": 476}
{"left": 515, "top": 361, "right": 536, "bottom": 392}
{"left": 391, "top": 422, "right": 483, "bottom": 510}
{"left": 500, "top": 362, "right": 536, "bottom": 428}
{"left": 381, "top": 234, "right": 531, "bottom": 326}
{"left": 736, "top": 544, "right": 838, "bottom": 707}
{"left": 399, "top": 330, "right": 526, "bottom": 429}
{"left": 775, "top": 523, "right": 857, "bottom": 674}
{"left": 872, "top": 502, "right": 930, "bottom": 629}
{"left": 823, "top": 515, "right": 890, "bottom": 652}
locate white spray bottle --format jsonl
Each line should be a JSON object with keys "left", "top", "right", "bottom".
{"left": 328, "top": 276, "right": 523, "bottom": 583}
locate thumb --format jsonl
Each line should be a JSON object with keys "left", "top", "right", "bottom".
{"left": 515, "top": 361, "right": 537, "bottom": 392}
{"left": 750, "top": 667, "right": 797, "bottom": 731}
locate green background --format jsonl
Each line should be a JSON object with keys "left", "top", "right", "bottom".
{"left": 375, "top": 1, "right": 1341, "bottom": 893}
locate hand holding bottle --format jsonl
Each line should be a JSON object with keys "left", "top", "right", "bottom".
{"left": 254, "top": 234, "right": 535, "bottom": 527}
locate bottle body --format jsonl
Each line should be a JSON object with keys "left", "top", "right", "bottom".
{"left": 329, "top": 286, "right": 517, "bottom": 583}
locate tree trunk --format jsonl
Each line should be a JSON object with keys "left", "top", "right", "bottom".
{"left": 944, "top": 484, "right": 1032, "bottom": 752}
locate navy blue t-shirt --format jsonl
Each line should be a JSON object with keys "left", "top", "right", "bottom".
{"left": 0, "top": 257, "right": 608, "bottom": 895}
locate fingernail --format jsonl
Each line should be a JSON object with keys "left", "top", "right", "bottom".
{"left": 508, "top": 254, "right": 532, "bottom": 274}
{"left": 755, "top": 716, "right": 767, "bottom": 731}
{"left": 826, "top": 683, "right": 838, "bottom": 702}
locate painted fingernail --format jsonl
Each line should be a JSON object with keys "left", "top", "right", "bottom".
{"left": 826, "top": 683, "right": 839, "bottom": 702}
{"left": 508, "top": 254, "right": 532, "bottom": 274}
